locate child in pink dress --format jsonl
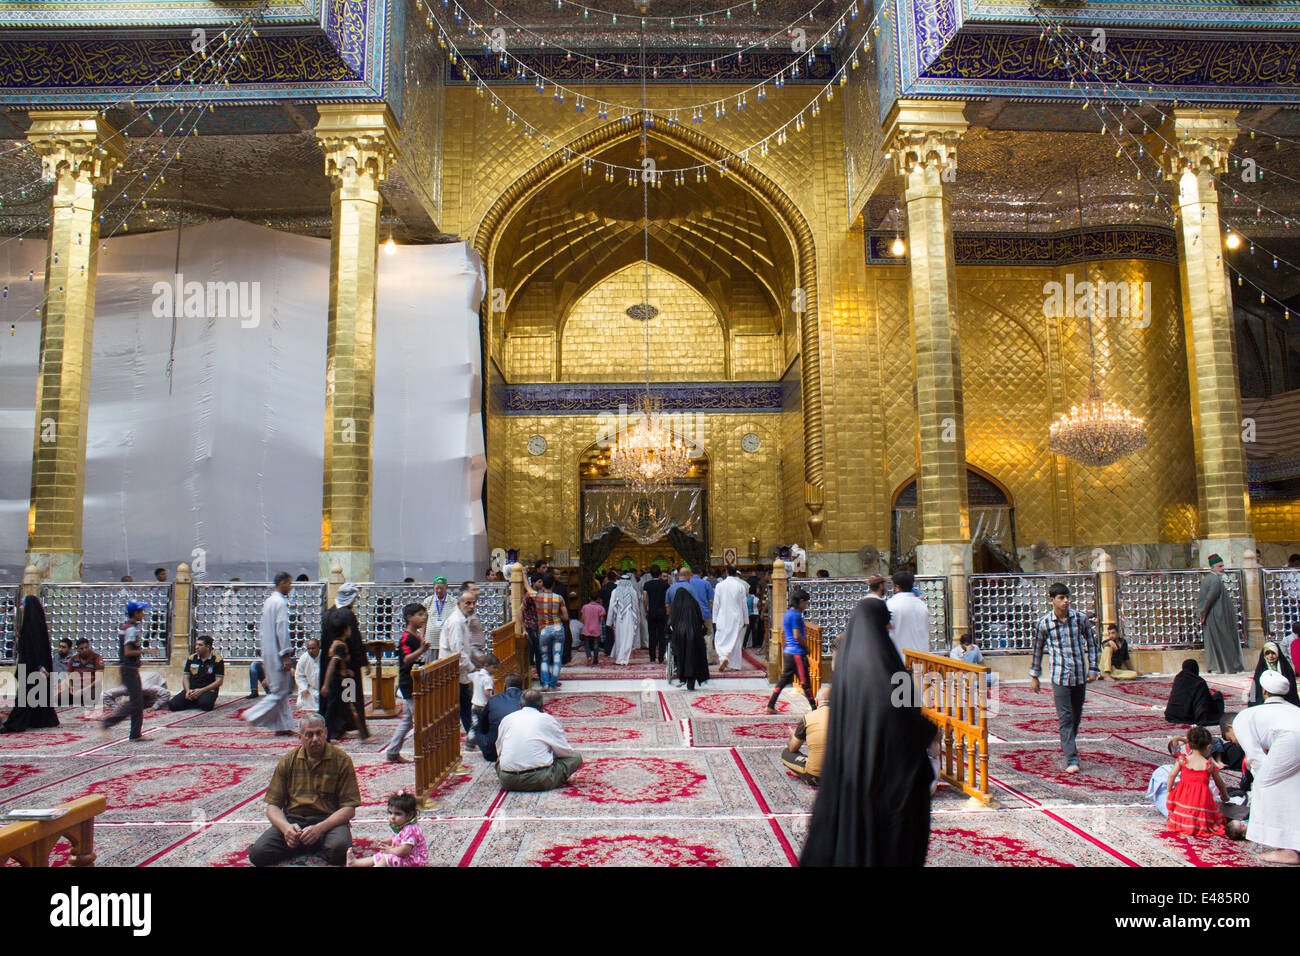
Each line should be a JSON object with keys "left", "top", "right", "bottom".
{"left": 346, "top": 791, "right": 428, "bottom": 867}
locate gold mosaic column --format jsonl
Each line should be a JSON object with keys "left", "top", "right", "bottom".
{"left": 24, "top": 112, "right": 125, "bottom": 582}
{"left": 885, "top": 101, "right": 971, "bottom": 577}
{"left": 314, "top": 106, "right": 399, "bottom": 582}
{"left": 1157, "top": 110, "right": 1254, "bottom": 568}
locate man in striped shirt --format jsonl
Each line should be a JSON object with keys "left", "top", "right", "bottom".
{"left": 1029, "top": 582, "right": 1099, "bottom": 774}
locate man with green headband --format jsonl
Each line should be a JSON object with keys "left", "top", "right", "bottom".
{"left": 1198, "top": 553, "right": 1243, "bottom": 674}
{"left": 422, "top": 577, "right": 451, "bottom": 663}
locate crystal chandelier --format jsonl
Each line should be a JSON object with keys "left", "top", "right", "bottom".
{"left": 1048, "top": 172, "right": 1148, "bottom": 468}
{"left": 608, "top": 394, "right": 691, "bottom": 491}
{"left": 1049, "top": 381, "right": 1147, "bottom": 467}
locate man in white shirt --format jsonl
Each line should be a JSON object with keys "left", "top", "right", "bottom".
{"left": 1233, "top": 669, "right": 1300, "bottom": 864}
{"left": 712, "top": 565, "right": 750, "bottom": 672}
{"left": 295, "top": 637, "right": 321, "bottom": 711}
{"left": 495, "top": 688, "right": 583, "bottom": 792}
{"left": 886, "top": 571, "right": 931, "bottom": 659}
{"left": 245, "top": 572, "right": 296, "bottom": 734}
{"left": 438, "top": 589, "right": 478, "bottom": 733}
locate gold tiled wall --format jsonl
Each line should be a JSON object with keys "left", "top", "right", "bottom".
{"left": 447, "top": 86, "right": 1211, "bottom": 556}
{"left": 504, "top": 334, "right": 556, "bottom": 382}
{"left": 870, "top": 258, "right": 1198, "bottom": 550}
{"left": 488, "top": 413, "right": 783, "bottom": 559}
{"left": 558, "top": 264, "right": 727, "bottom": 381}
{"left": 446, "top": 83, "right": 863, "bottom": 553}
{"left": 1252, "top": 499, "right": 1300, "bottom": 544}
{"left": 730, "top": 333, "right": 781, "bottom": 379}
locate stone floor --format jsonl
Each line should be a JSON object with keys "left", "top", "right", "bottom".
{"left": 0, "top": 665, "right": 1271, "bottom": 867}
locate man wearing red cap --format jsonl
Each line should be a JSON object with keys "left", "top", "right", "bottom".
{"left": 1198, "top": 554, "right": 1244, "bottom": 674}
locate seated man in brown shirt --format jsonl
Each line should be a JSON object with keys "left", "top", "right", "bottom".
{"left": 780, "top": 684, "right": 831, "bottom": 787}
{"left": 249, "top": 713, "right": 361, "bottom": 866}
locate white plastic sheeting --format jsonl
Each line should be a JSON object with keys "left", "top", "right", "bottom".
{"left": 0, "top": 218, "right": 486, "bottom": 582}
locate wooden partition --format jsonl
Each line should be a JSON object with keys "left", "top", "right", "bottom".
{"left": 805, "top": 623, "right": 823, "bottom": 696}
{"left": 411, "top": 655, "right": 462, "bottom": 805}
{"left": 490, "top": 619, "right": 532, "bottom": 693}
{"left": 902, "top": 649, "right": 992, "bottom": 804}
{"left": 0, "top": 796, "right": 107, "bottom": 866}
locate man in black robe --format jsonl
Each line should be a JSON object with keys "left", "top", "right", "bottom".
{"left": 2, "top": 596, "right": 59, "bottom": 732}
{"left": 1163, "top": 659, "right": 1224, "bottom": 725}
{"left": 800, "top": 597, "right": 935, "bottom": 866}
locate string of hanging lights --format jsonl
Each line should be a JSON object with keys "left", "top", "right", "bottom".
{"left": 462, "top": 0, "right": 841, "bottom": 72}
{"left": 415, "top": 0, "right": 883, "bottom": 179}
{"left": 0, "top": 16, "right": 263, "bottom": 332}
{"left": 1029, "top": 4, "right": 1299, "bottom": 321}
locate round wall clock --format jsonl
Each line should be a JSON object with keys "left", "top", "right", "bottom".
{"left": 741, "top": 433, "right": 761, "bottom": 453}
{"left": 527, "top": 435, "right": 547, "bottom": 456}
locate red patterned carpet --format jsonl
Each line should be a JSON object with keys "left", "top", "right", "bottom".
{"left": 0, "top": 676, "right": 1274, "bottom": 867}
{"left": 554, "top": 646, "right": 766, "bottom": 681}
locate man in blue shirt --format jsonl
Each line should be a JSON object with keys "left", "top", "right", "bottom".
{"left": 1029, "top": 582, "right": 1099, "bottom": 774}
{"left": 768, "top": 588, "right": 817, "bottom": 713}
{"left": 665, "top": 567, "right": 691, "bottom": 611}
{"left": 686, "top": 568, "right": 716, "bottom": 661}
{"left": 474, "top": 672, "right": 525, "bottom": 763}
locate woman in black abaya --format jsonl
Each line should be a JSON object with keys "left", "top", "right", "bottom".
{"left": 2, "top": 596, "right": 60, "bottom": 732}
{"left": 669, "top": 589, "right": 710, "bottom": 691}
{"left": 800, "top": 596, "right": 935, "bottom": 866}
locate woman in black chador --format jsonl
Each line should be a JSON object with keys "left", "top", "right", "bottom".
{"left": 668, "top": 588, "right": 710, "bottom": 691}
{"left": 800, "top": 596, "right": 935, "bottom": 867}
{"left": 319, "top": 584, "right": 369, "bottom": 741}
{"left": 2, "top": 595, "right": 60, "bottom": 732}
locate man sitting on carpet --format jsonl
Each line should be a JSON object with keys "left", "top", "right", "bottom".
{"left": 475, "top": 672, "right": 525, "bottom": 763}
{"left": 495, "top": 688, "right": 582, "bottom": 792}
{"left": 65, "top": 638, "right": 104, "bottom": 705}
{"left": 781, "top": 684, "right": 831, "bottom": 786}
{"left": 168, "top": 635, "right": 224, "bottom": 712}
{"left": 249, "top": 713, "right": 361, "bottom": 867}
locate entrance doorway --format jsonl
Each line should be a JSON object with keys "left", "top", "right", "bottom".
{"left": 577, "top": 440, "right": 709, "bottom": 598}
{"left": 891, "top": 467, "right": 1019, "bottom": 573}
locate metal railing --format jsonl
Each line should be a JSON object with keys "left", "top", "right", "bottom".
{"left": 1262, "top": 568, "right": 1300, "bottom": 642}
{"left": 767, "top": 576, "right": 950, "bottom": 654}
{"left": 968, "top": 572, "right": 1098, "bottom": 653}
{"left": 191, "top": 580, "right": 512, "bottom": 663}
{"left": 39, "top": 583, "right": 173, "bottom": 664}
{"left": 0, "top": 586, "right": 18, "bottom": 663}
{"left": 352, "top": 582, "right": 511, "bottom": 657}
{"left": 1117, "top": 569, "right": 1245, "bottom": 648}
{"left": 192, "top": 582, "right": 326, "bottom": 662}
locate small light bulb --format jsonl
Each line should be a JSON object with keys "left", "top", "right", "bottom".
{"left": 1225, "top": 232, "right": 1240, "bottom": 250}
{"left": 384, "top": 237, "right": 397, "bottom": 256}
{"left": 891, "top": 237, "right": 905, "bottom": 256}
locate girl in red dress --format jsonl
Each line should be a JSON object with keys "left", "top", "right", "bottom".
{"left": 1165, "top": 726, "right": 1228, "bottom": 836}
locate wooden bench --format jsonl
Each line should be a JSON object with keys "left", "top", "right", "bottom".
{"left": 0, "top": 795, "right": 108, "bottom": 866}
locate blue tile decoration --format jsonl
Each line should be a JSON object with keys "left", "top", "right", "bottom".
{"left": 499, "top": 382, "right": 785, "bottom": 415}
{"left": 0, "top": 0, "right": 402, "bottom": 119}
{"left": 867, "top": 227, "right": 1178, "bottom": 265}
